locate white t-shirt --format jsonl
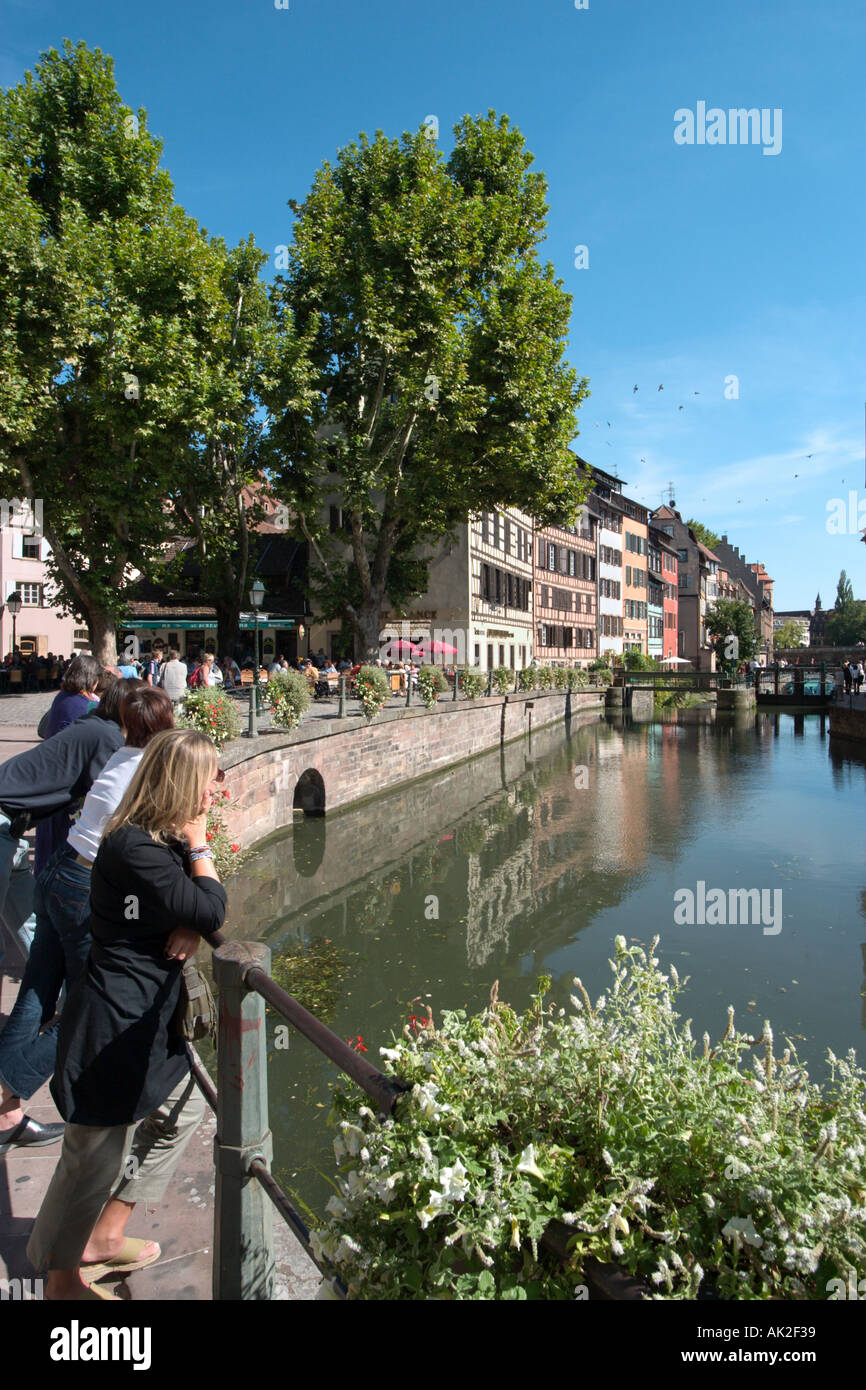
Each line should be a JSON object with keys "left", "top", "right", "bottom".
{"left": 204, "top": 664, "right": 223, "bottom": 687}
{"left": 67, "top": 747, "right": 144, "bottom": 863}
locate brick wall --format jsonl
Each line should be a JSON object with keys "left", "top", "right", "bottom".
{"left": 221, "top": 690, "right": 603, "bottom": 848}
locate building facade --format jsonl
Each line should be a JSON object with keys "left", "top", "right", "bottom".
{"left": 649, "top": 522, "right": 679, "bottom": 661}
{"left": 1, "top": 518, "right": 81, "bottom": 658}
{"left": 622, "top": 498, "right": 649, "bottom": 654}
{"left": 534, "top": 507, "right": 598, "bottom": 667}
{"left": 592, "top": 469, "right": 625, "bottom": 658}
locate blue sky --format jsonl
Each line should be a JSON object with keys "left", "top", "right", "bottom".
{"left": 2, "top": 0, "right": 863, "bottom": 610}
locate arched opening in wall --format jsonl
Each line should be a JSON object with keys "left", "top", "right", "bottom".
{"left": 293, "top": 768, "right": 326, "bottom": 818}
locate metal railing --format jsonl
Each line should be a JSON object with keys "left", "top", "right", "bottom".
{"left": 191, "top": 931, "right": 409, "bottom": 1300}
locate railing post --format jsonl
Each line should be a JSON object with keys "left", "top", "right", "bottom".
{"left": 405, "top": 675, "right": 412, "bottom": 706}
{"left": 338, "top": 675, "right": 346, "bottom": 718}
{"left": 486, "top": 670, "right": 493, "bottom": 697}
{"left": 452, "top": 668, "right": 458, "bottom": 701}
{"left": 212, "top": 941, "right": 275, "bottom": 1300}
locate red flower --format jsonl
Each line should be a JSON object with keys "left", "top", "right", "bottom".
{"left": 205, "top": 832, "right": 214, "bottom": 841}
{"left": 230, "top": 843, "right": 240, "bottom": 852}
{"left": 346, "top": 1034, "right": 368, "bottom": 1053}
{"left": 223, "top": 790, "right": 230, "bottom": 800}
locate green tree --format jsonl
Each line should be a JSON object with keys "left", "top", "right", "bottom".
{"left": 836, "top": 570, "right": 854, "bottom": 609}
{"left": 0, "top": 42, "right": 234, "bottom": 662}
{"left": 704, "top": 599, "right": 758, "bottom": 672}
{"left": 686, "top": 520, "right": 721, "bottom": 551}
{"left": 266, "top": 112, "right": 590, "bottom": 658}
{"left": 773, "top": 620, "right": 806, "bottom": 650}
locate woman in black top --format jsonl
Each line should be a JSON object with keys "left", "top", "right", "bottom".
{"left": 27, "top": 728, "right": 227, "bottom": 1301}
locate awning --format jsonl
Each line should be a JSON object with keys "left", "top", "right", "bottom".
{"left": 123, "top": 619, "right": 218, "bottom": 630}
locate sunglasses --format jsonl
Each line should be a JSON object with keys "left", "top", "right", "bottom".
{"left": 212, "top": 768, "right": 226, "bottom": 785}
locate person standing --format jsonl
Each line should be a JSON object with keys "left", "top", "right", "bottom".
{"left": 0, "top": 687, "right": 175, "bottom": 1155}
{"left": 144, "top": 644, "right": 165, "bottom": 687}
{"left": 160, "top": 648, "right": 188, "bottom": 705}
{"left": 25, "top": 728, "right": 227, "bottom": 1300}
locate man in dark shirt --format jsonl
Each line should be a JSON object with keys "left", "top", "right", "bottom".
{"left": 0, "top": 700, "right": 125, "bottom": 977}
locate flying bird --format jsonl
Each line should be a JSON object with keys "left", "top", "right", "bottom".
{"left": 678, "top": 405, "right": 684, "bottom": 411}
{"left": 607, "top": 421, "right": 611, "bottom": 427}
{"left": 658, "top": 384, "right": 664, "bottom": 391}
{"left": 794, "top": 473, "right": 799, "bottom": 478}
{"left": 633, "top": 385, "right": 639, "bottom": 393}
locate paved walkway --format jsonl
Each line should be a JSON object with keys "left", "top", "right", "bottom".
{"left": 0, "top": 962, "right": 321, "bottom": 1300}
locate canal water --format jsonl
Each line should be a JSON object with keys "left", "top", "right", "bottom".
{"left": 219, "top": 709, "right": 866, "bottom": 1222}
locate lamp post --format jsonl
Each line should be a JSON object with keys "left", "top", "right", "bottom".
{"left": 6, "top": 591, "right": 22, "bottom": 655}
{"left": 247, "top": 579, "right": 266, "bottom": 739}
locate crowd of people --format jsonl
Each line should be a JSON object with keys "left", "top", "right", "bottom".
{"left": 0, "top": 655, "right": 227, "bottom": 1300}
{"left": 0, "top": 651, "right": 87, "bottom": 692}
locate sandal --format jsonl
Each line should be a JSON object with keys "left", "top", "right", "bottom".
{"left": 81, "top": 1237, "right": 161, "bottom": 1283}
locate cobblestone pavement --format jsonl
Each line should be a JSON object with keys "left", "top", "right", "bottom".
{"left": 0, "top": 691, "right": 55, "bottom": 726}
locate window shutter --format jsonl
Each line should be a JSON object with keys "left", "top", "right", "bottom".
{"left": 11, "top": 532, "right": 22, "bottom": 559}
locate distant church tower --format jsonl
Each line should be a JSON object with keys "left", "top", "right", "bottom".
{"left": 810, "top": 593, "right": 826, "bottom": 646}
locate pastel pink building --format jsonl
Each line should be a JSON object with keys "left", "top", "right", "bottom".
{"left": 1, "top": 510, "right": 82, "bottom": 658}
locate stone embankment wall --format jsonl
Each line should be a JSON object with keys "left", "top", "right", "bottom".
{"left": 828, "top": 702, "right": 866, "bottom": 742}
{"left": 221, "top": 690, "right": 603, "bottom": 849}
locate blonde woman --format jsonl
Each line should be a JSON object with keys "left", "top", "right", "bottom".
{"left": 26, "top": 728, "right": 227, "bottom": 1301}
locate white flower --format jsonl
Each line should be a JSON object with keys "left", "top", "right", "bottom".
{"left": 325, "top": 1195, "right": 348, "bottom": 1219}
{"left": 417, "top": 1136, "right": 434, "bottom": 1165}
{"left": 379, "top": 1047, "right": 401, "bottom": 1062}
{"left": 359, "top": 1147, "right": 370, "bottom": 1164}
{"left": 340, "top": 1123, "right": 365, "bottom": 1157}
{"left": 701, "top": 1193, "right": 716, "bottom": 1211}
{"left": 334, "top": 1234, "right": 362, "bottom": 1263}
{"left": 516, "top": 1144, "right": 545, "bottom": 1181}
{"left": 333, "top": 1136, "right": 346, "bottom": 1162}
{"left": 722, "top": 1216, "right": 763, "bottom": 1248}
{"left": 412, "top": 1081, "right": 441, "bottom": 1119}
{"left": 601, "top": 1148, "right": 614, "bottom": 1169}
{"left": 438, "top": 1159, "right": 471, "bottom": 1202}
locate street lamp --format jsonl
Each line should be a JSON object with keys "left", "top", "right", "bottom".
{"left": 247, "top": 579, "right": 266, "bottom": 739}
{"left": 6, "top": 591, "right": 23, "bottom": 654}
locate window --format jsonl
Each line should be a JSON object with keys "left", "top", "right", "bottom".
{"left": 474, "top": 643, "right": 480, "bottom": 665}
{"left": 625, "top": 566, "right": 631, "bottom": 586}
{"left": 499, "top": 644, "right": 505, "bottom": 667}
{"left": 547, "top": 542, "right": 556, "bottom": 571}
{"left": 487, "top": 643, "right": 494, "bottom": 669}
{"left": 482, "top": 514, "right": 489, "bottom": 545}
{"left": 680, "top": 573, "right": 691, "bottom": 589}
{"left": 22, "top": 535, "right": 41, "bottom": 560}
{"left": 18, "top": 583, "right": 42, "bottom": 606}
{"left": 73, "top": 627, "right": 89, "bottom": 645}
{"left": 678, "top": 549, "right": 688, "bottom": 563}
{"left": 568, "top": 549, "right": 576, "bottom": 577}
{"left": 538, "top": 625, "right": 548, "bottom": 647}
{"left": 492, "top": 513, "right": 500, "bottom": 549}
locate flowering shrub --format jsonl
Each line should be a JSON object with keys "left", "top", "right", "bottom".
{"left": 458, "top": 668, "right": 485, "bottom": 700}
{"left": 205, "top": 787, "right": 247, "bottom": 875}
{"left": 552, "top": 667, "right": 569, "bottom": 690}
{"left": 517, "top": 667, "right": 537, "bottom": 692}
{"left": 567, "top": 667, "right": 588, "bottom": 690}
{"left": 264, "top": 669, "right": 311, "bottom": 731}
{"left": 591, "top": 667, "right": 613, "bottom": 687}
{"left": 491, "top": 666, "right": 513, "bottom": 695}
{"left": 417, "top": 665, "right": 447, "bottom": 709}
{"left": 177, "top": 688, "right": 240, "bottom": 750}
{"left": 534, "top": 665, "right": 554, "bottom": 691}
{"left": 355, "top": 665, "right": 389, "bottom": 719}
{"left": 315, "top": 939, "right": 866, "bottom": 1300}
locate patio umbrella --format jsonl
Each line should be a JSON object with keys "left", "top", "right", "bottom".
{"left": 380, "top": 638, "right": 421, "bottom": 658}
{"left": 416, "top": 639, "right": 459, "bottom": 656}
{"left": 660, "top": 656, "right": 691, "bottom": 664}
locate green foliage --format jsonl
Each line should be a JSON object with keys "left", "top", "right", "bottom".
{"left": 589, "top": 654, "right": 611, "bottom": 671}
{"left": 826, "top": 573, "right": 866, "bottom": 645}
{"left": 271, "top": 938, "right": 353, "bottom": 1021}
{"left": 264, "top": 669, "right": 312, "bottom": 731}
{"left": 552, "top": 666, "right": 569, "bottom": 690}
{"left": 623, "top": 649, "right": 659, "bottom": 671}
{"left": 0, "top": 42, "right": 276, "bottom": 659}
{"left": 355, "top": 665, "right": 390, "bottom": 719}
{"left": 517, "top": 666, "right": 537, "bottom": 692}
{"left": 566, "top": 667, "right": 588, "bottom": 690}
{"left": 591, "top": 667, "right": 613, "bottom": 687}
{"left": 491, "top": 666, "right": 513, "bottom": 695}
{"left": 773, "top": 621, "right": 807, "bottom": 651}
{"left": 176, "top": 688, "right": 240, "bottom": 750}
{"left": 203, "top": 784, "right": 248, "bottom": 876}
{"left": 685, "top": 520, "right": 721, "bottom": 551}
{"left": 316, "top": 940, "right": 866, "bottom": 1300}
{"left": 705, "top": 599, "right": 758, "bottom": 671}
{"left": 534, "top": 666, "right": 555, "bottom": 691}
{"left": 458, "top": 667, "right": 485, "bottom": 700}
{"left": 265, "top": 111, "right": 591, "bottom": 656}
{"left": 416, "top": 665, "right": 445, "bottom": 709}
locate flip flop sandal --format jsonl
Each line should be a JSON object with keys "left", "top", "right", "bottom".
{"left": 81, "top": 1237, "right": 161, "bottom": 1284}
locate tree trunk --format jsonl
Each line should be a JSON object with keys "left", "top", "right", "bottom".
{"left": 89, "top": 608, "right": 119, "bottom": 666}
{"left": 357, "top": 594, "right": 385, "bottom": 663}
{"left": 215, "top": 592, "right": 242, "bottom": 660}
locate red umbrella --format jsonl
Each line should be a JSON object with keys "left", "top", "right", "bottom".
{"left": 416, "top": 640, "right": 459, "bottom": 656}
{"left": 380, "top": 638, "right": 421, "bottom": 658}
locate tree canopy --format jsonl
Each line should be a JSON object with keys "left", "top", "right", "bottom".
{"left": 266, "top": 112, "right": 590, "bottom": 656}
{"left": 704, "top": 598, "right": 758, "bottom": 671}
{"left": 0, "top": 41, "right": 272, "bottom": 660}
{"left": 685, "top": 520, "right": 721, "bottom": 552}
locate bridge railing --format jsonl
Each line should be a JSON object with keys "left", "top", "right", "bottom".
{"left": 190, "top": 932, "right": 409, "bottom": 1300}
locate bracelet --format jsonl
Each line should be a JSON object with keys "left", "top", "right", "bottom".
{"left": 188, "top": 847, "right": 214, "bottom": 863}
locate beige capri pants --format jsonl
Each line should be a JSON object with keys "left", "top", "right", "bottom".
{"left": 27, "top": 1072, "right": 205, "bottom": 1272}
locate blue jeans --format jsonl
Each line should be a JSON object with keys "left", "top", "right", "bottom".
{"left": 0, "top": 846, "right": 92, "bottom": 1100}
{"left": 0, "top": 813, "right": 36, "bottom": 972}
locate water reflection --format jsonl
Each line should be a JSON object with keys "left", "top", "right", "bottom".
{"left": 218, "top": 710, "right": 866, "bottom": 1217}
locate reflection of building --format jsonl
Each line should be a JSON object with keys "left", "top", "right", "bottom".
{"left": 465, "top": 833, "right": 534, "bottom": 967}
